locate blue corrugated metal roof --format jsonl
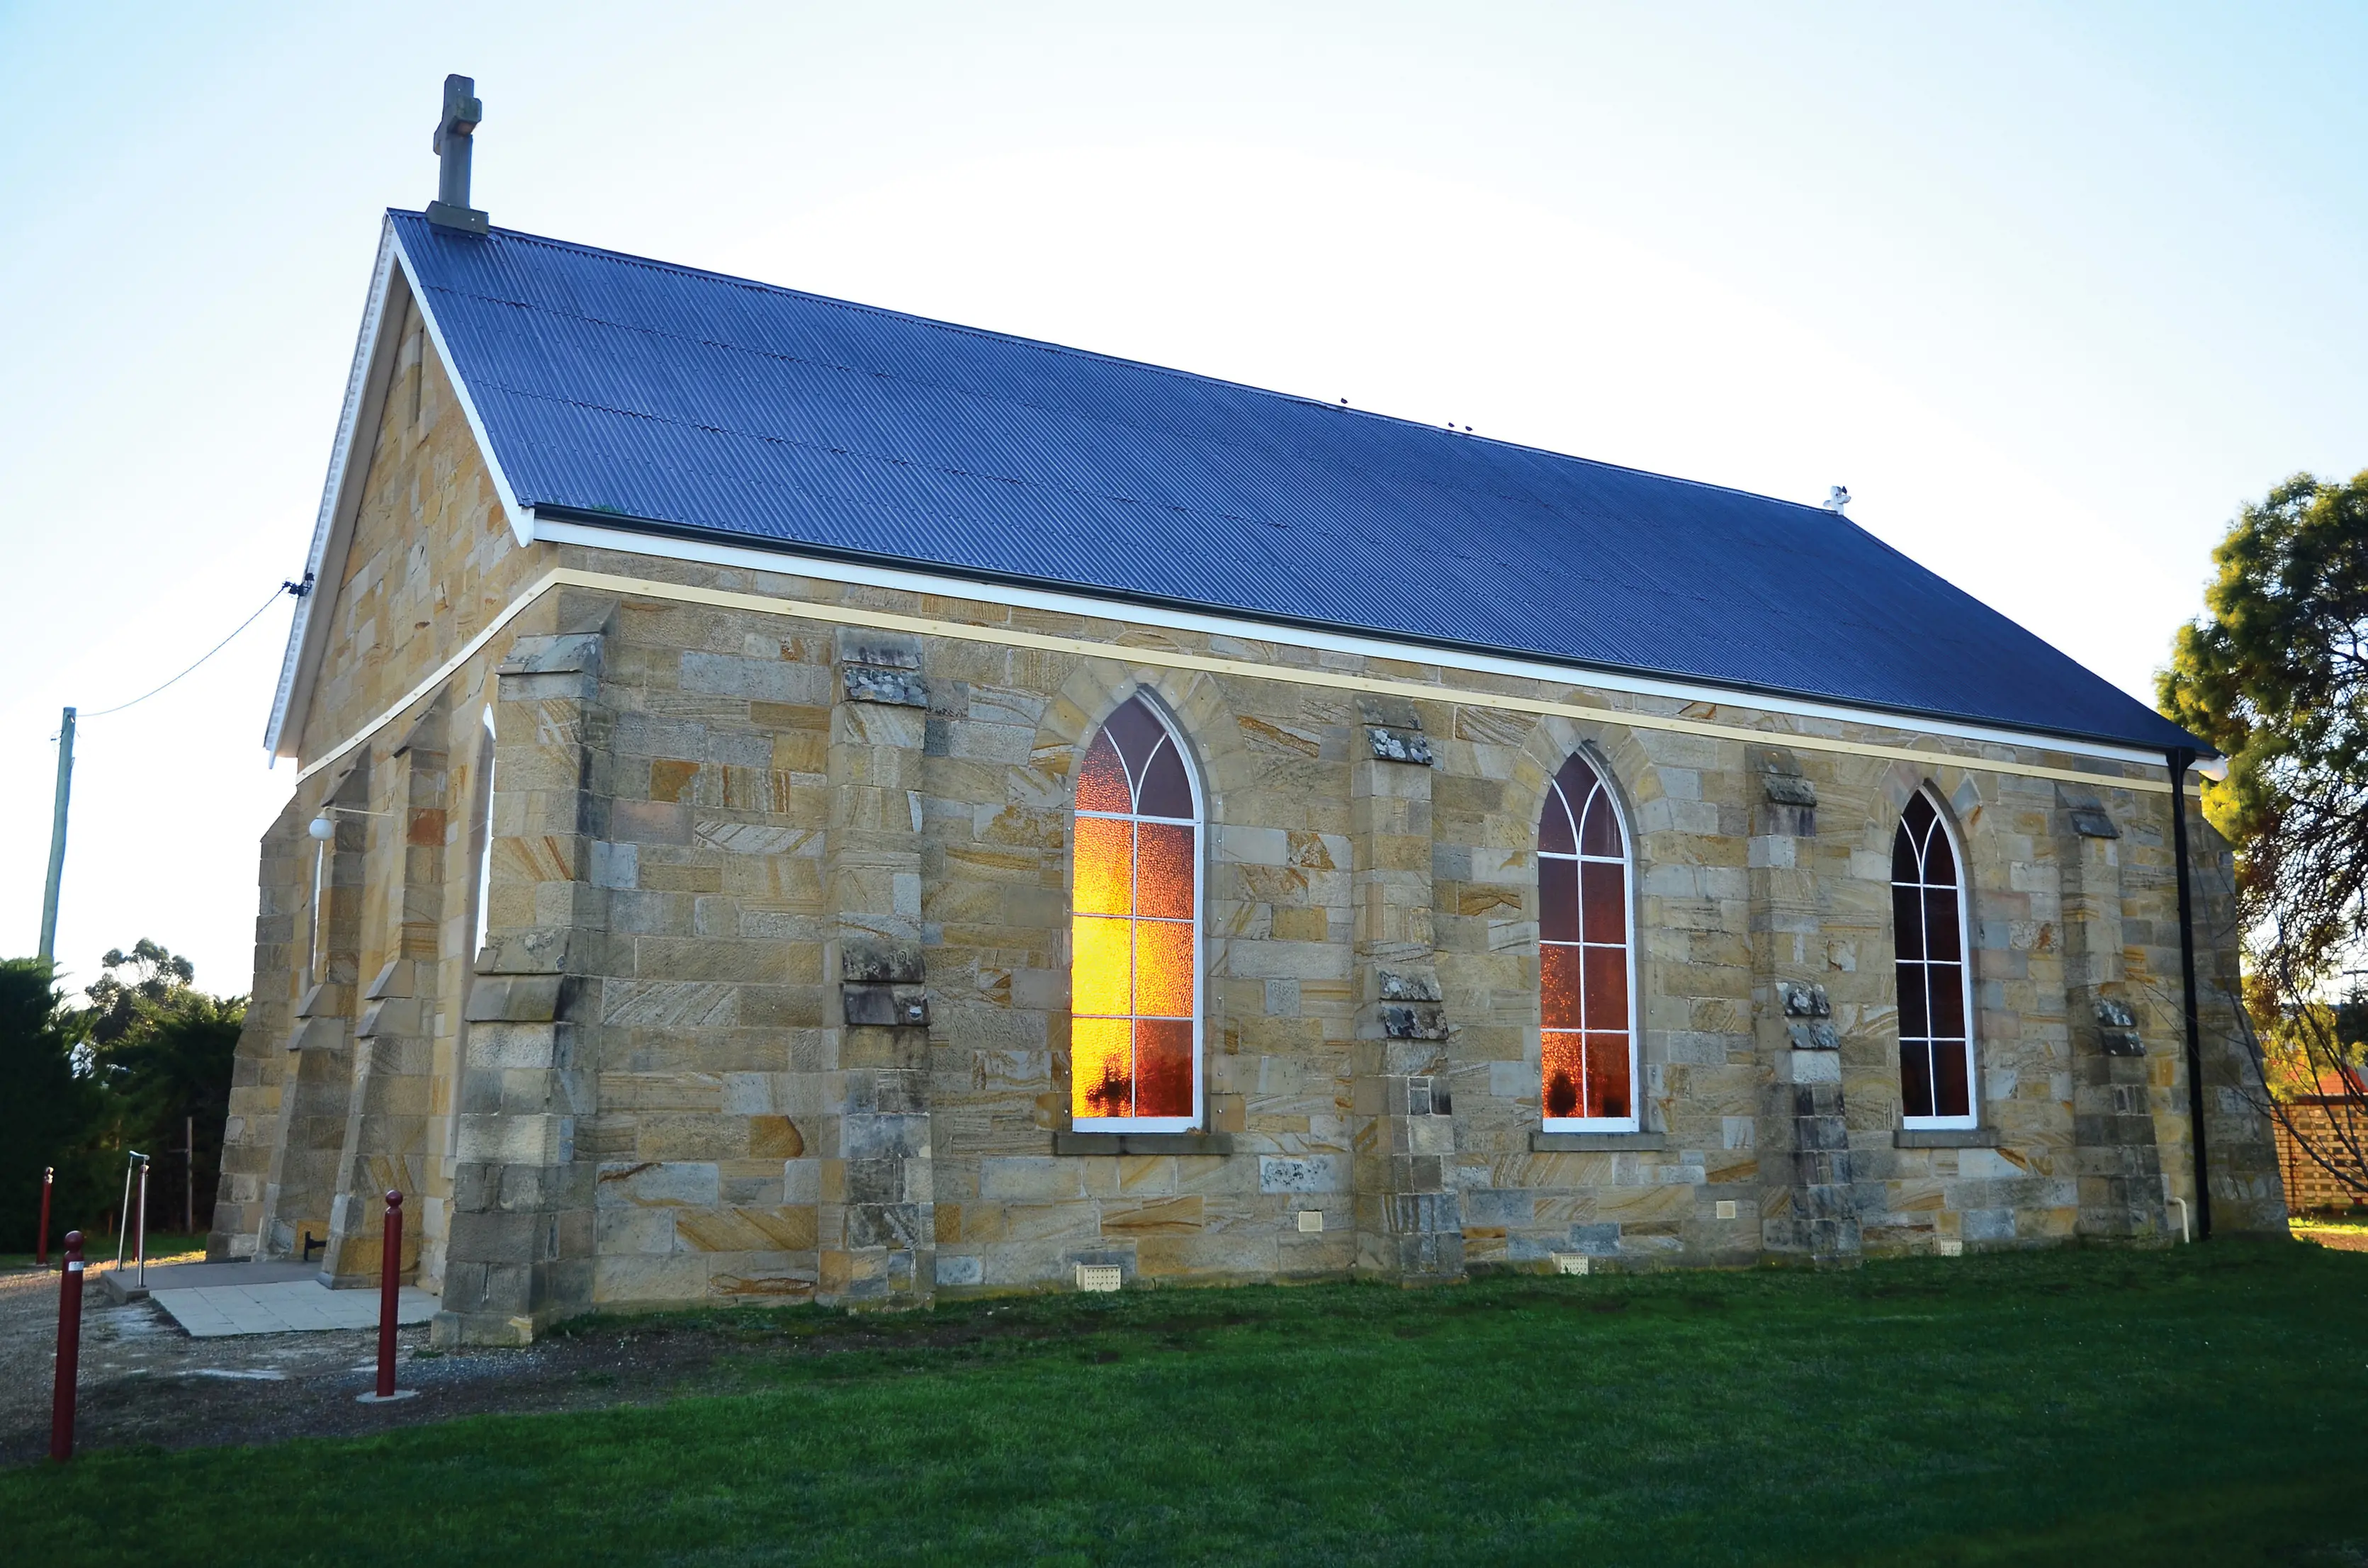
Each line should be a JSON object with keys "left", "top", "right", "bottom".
{"left": 392, "top": 211, "right": 2197, "bottom": 754}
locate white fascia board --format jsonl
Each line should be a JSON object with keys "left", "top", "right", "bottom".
{"left": 264, "top": 222, "right": 403, "bottom": 757}
{"left": 528, "top": 517, "right": 2171, "bottom": 769}
{"left": 386, "top": 226, "right": 534, "bottom": 548}
{"left": 266, "top": 221, "right": 539, "bottom": 760}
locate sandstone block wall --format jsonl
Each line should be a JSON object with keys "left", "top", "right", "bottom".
{"left": 211, "top": 315, "right": 2284, "bottom": 1332}
{"left": 211, "top": 282, "right": 553, "bottom": 1285}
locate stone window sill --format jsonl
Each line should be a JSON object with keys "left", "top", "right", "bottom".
{"left": 1054, "top": 1131, "right": 1234, "bottom": 1156}
{"left": 1530, "top": 1131, "right": 1667, "bottom": 1152}
{"left": 1893, "top": 1127, "right": 2000, "bottom": 1149}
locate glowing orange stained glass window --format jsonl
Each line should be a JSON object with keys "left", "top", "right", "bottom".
{"left": 1071, "top": 696, "right": 1200, "bottom": 1126}
{"left": 1540, "top": 752, "right": 1636, "bottom": 1126}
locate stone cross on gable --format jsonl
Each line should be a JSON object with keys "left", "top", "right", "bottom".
{"left": 425, "top": 74, "right": 488, "bottom": 235}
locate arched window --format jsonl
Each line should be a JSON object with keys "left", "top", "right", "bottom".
{"left": 1071, "top": 696, "right": 1202, "bottom": 1131}
{"left": 1893, "top": 790, "right": 1975, "bottom": 1127}
{"left": 1539, "top": 752, "right": 1637, "bottom": 1129}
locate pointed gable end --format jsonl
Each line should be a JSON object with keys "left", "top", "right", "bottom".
{"left": 266, "top": 217, "right": 540, "bottom": 761}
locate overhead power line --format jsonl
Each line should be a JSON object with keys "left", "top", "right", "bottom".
{"left": 38, "top": 571, "right": 313, "bottom": 964}
{"left": 80, "top": 575, "right": 312, "bottom": 721}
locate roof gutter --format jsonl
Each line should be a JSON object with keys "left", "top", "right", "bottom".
{"left": 2167, "top": 745, "right": 2214, "bottom": 1241}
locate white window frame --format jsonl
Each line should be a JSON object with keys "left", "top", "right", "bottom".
{"left": 1539, "top": 751, "right": 1642, "bottom": 1134}
{"left": 1896, "top": 787, "right": 1980, "bottom": 1132}
{"left": 1069, "top": 693, "right": 1205, "bottom": 1135}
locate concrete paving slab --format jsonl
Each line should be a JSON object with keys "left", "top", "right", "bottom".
{"left": 154, "top": 1281, "right": 439, "bottom": 1338}
{"left": 133, "top": 1260, "right": 319, "bottom": 1290}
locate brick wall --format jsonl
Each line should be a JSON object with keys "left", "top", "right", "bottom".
{"left": 2272, "top": 1100, "right": 2368, "bottom": 1212}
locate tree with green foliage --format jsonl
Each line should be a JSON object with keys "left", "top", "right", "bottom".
{"left": 85, "top": 937, "right": 197, "bottom": 1048}
{"left": 0, "top": 942, "right": 245, "bottom": 1251}
{"left": 79, "top": 941, "right": 243, "bottom": 1236}
{"left": 2160, "top": 468, "right": 2368, "bottom": 1206}
{"left": 0, "top": 959, "right": 106, "bottom": 1252}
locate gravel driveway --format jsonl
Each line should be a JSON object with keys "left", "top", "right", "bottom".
{"left": 0, "top": 1259, "right": 733, "bottom": 1468}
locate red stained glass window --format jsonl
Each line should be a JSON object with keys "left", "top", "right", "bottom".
{"left": 1893, "top": 791, "right": 1975, "bottom": 1124}
{"left": 1071, "top": 696, "right": 1201, "bottom": 1127}
{"left": 1540, "top": 752, "right": 1635, "bottom": 1125}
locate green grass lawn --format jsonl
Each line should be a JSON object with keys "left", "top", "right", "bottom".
{"left": 6, "top": 1240, "right": 2366, "bottom": 1567}
{"left": 0, "top": 1231, "right": 208, "bottom": 1272}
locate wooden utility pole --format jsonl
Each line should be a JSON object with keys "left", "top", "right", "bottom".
{"left": 38, "top": 706, "right": 74, "bottom": 967}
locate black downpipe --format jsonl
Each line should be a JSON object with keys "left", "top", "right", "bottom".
{"left": 2167, "top": 747, "right": 2214, "bottom": 1240}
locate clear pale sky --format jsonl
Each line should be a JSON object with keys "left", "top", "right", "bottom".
{"left": 2, "top": 2, "right": 2362, "bottom": 1000}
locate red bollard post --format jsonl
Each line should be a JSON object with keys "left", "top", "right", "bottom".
{"left": 36, "top": 1166, "right": 52, "bottom": 1268}
{"left": 357, "top": 1191, "right": 415, "bottom": 1404}
{"left": 376, "top": 1191, "right": 401, "bottom": 1397}
{"left": 50, "top": 1231, "right": 84, "bottom": 1463}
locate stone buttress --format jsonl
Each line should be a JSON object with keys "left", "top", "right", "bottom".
{"left": 433, "top": 613, "right": 611, "bottom": 1346}
{"left": 1348, "top": 697, "right": 1462, "bottom": 1280}
{"left": 259, "top": 757, "right": 371, "bottom": 1263}
{"left": 2056, "top": 786, "right": 2168, "bottom": 1241}
{"left": 208, "top": 799, "right": 310, "bottom": 1258}
{"left": 321, "top": 701, "right": 449, "bottom": 1285}
{"left": 818, "top": 631, "right": 935, "bottom": 1306}
{"left": 1749, "top": 747, "right": 1861, "bottom": 1262}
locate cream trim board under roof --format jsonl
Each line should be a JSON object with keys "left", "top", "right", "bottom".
{"left": 294, "top": 565, "right": 2191, "bottom": 799}
{"left": 264, "top": 218, "right": 536, "bottom": 759}
{"left": 531, "top": 518, "right": 2176, "bottom": 772}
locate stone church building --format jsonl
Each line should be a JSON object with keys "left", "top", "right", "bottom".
{"left": 208, "top": 145, "right": 2284, "bottom": 1343}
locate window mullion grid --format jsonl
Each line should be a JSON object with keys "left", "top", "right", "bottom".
{"left": 1578, "top": 835, "right": 1619, "bottom": 1120}
{"left": 1083, "top": 804, "right": 1200, "bottom": 1124}
{"left": 1912, "top": 947, "right": 1935, "bottom": 1110}
{"left": 1914, "top": 852, "right": 1932, "bottom": 1089}
{"left": 1573, "top": 841, "right": 1590, "bottom": 1109}
{"left": 1900, "top": 848, "right": 1970, "bottom": 1124}
{"left": 1935, "top": 863, "right": 1968, "bottom": 1119}
{"left": 1543, "top": 844, "right": 1575, "bottom": 1114}
{"left": 1127, "top": 811, "right": 1146, "bottom": 1118}
{"left": 1543, "top": 834, "right": 1630, "bottom": 1128}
